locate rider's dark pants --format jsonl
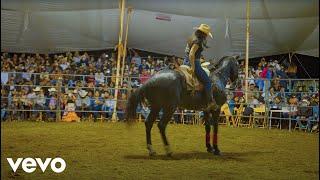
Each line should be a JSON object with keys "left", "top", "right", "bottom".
{"left": 194, "top": 59, "right": 212, "bottom": 102}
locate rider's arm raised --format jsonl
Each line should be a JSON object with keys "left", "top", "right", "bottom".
{"left": 189, "top": 43, "right": 199, "bottom": 74}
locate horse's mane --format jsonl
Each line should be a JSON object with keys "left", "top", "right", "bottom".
{"left": 207, "top": 55, "right": 239, "bottom": 72}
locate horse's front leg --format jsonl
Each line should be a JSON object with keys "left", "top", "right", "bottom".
{"left": 211, "top": 109, "right": 221, "bottom": 155}
{"left": 203, "top": 111, "right": 213, "bottom": 153}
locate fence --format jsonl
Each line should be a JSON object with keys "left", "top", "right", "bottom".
{"left": 1, "top": 71, "right": 319, "bottom": 132}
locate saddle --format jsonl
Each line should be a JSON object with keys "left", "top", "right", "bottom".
{"left": 175, "top": 65, "right": 210, "bottom": 92}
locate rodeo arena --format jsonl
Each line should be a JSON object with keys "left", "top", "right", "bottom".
{"left": 1, "top": 0, "right": 319, "bottom": 179}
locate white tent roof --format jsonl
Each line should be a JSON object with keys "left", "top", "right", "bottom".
{"left": 1, "top": 0, "right": 319, "bottom": 59}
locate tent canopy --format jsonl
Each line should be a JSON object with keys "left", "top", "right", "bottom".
{"left": 1, "top": 0, "right": 319, "bottom": 59}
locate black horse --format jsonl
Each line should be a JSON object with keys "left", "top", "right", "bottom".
{"left": 126, "top": 56, "right": 239, "bottom": 156}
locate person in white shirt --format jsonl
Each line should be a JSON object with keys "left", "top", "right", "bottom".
{"left": 95, "top": 69, "right": 105, "bottom": 85}
{"left": 1, "top": 72, "right": 8, "bottom": 85}
{"left": 105, "top": 94, "right": 116, "bottom": 117}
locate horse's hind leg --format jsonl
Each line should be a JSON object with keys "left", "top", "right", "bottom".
{"left": 158, "top": 107, "right": 175, "bottom": 156}
{"left": 145, "top": 107, "right": 160, "bottom": 156}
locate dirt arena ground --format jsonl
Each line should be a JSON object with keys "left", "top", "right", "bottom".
{"left": 1, "top": 122, "right": 319, "bottom": 180}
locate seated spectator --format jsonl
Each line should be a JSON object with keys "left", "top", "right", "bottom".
{"left": 95, "top": 69, "right": 105, "bottom": 85}
{"left": 295, "top": 98, "right": 313, "bottom": 131}
{"left": 92, "top": 91, "right": 104, "bottom": 121}
{"left": 62, "top": 90, "right": 80, "bottom": 122}
{"left": 284, "top": 94, "right": 299, "bottom": 119}
{"left": 139, "top": 59, "right": 150, "bottom": 74}
{"left": 76, "top": 89, "right": 91, "bottom": 119}
{"left": 226, "top": 94, "right": 235, "bottom": 114}
{"left": 33, "top": 87, "right": 46, "bottom": 121}
{"left": 246, "top": 82, "right": 259, "bottom": 104}
{"left": 269, "top": 96, "right": 284, "bottom": 123}
{"left": 72, "top": 51, "right": 81, "bottom": 66}
{"left": 234, "top": 84, "right": 244, "bottom": 98}
{"left": 59, "top": 57, "right": 70, "bottom": 71}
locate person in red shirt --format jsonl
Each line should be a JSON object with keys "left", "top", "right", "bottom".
{"left": 140, "top": 69, "right": 151, "bottom": 85}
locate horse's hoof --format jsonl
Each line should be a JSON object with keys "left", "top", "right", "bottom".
{"left": 166, "top": 152, "right": 173, "bottom": 157}
{"left": 164, "top": 145, "right": 173, "bottom": 157}
{"left": 207, "top": 147, "right": 213, "bottom": 153}
{"left": 213, "top": 150, "right": 221, "bottom": 156}
{"left": 149, "top": 151, "right": 157, "bottom": 156}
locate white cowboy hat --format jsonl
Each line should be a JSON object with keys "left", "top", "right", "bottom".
{"left": 73, "top": 89, "right": 78, "bottom": 94}
{"left": 78, "top": 90, "right": 88, "bottom": 98}
{"left": 193, "top": 24, "right": 213, "bottom": 38}
{"left": 33, "top": 86, "right": 41, "bottom": 92}
{"left": 48, "top": 87, "right": 57, "bottom": 92}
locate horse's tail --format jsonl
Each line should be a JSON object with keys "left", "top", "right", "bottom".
{"left": 125, "top": 87, "right": 144, "bottom": 123}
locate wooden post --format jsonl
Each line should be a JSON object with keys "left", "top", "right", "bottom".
{"left": 56, "top": 78, "right": 62, "bottom": 122}
{"left": 112, "top": 0, "right": 126, "bottom": 122}
{"left": 120, "top": 7, "right": 133, "bottom": 86}
{"left": 244, "top": 0, "right": 250, "bottom": 103}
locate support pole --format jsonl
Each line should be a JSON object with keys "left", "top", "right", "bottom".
{"left": 112, "top": 0, "right": 125, "bottom": 122}
{"left": 120, "top": 7, "right": 133, "bottom": 86}
{"left": 244, "top": 0, "right": 250, "bottom": 102}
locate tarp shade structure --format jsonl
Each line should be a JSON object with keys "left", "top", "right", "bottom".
{"left": 1, "top": 0, "right": 319, "bottom": 59}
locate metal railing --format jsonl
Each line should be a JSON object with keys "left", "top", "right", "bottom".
{"left": 1, "top": 72, "right": 319, "bottom": 132}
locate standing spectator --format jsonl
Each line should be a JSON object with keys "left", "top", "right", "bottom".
{"left": 1, "top": 71, "right": 9, "bottom": 85}
{"left": 286, "top": 62, "right": 298, "bottom": 90}
{"left": 105, "top": 94, "right": 116, "bottom": 118}
{"left": 140, "top": 69, "right": 151, "bottom": 85}
{"left": 1, "top": 88, "right": 8, "bottom": 120}
{"left": 102, "top": 91, "right": 111, "bottom": 119}
{"left": 131, "top": 50, "right": 141, "bottom": 67}
{"left": 117, "top": 93, "right": 127, "bottom": 120}
{"left": 47, "top": 88, "right": 58, "bottom": 120}
{"left": 262, "top": 87, "right": 277, "bottom": 104}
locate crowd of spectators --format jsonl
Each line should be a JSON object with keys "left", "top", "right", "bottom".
{"left": 0, "top": 50, "right": 177, "bottom": 121}
{"left": 0, "top": 51, "right": 319, "bottom": 131}
{"left": 226, "top": 57, "right": 319, "bottom": 131}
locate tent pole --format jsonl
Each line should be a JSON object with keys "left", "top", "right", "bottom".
{"left": 112, "top": 0, "right": 126, "bottom": 122}
{"left": 120, "top": 7, "right": 133, "bottom": 86}
{"left": 294, "top": 53, "right": 311, "bottom": 78}
{"left": 245, "top": 0, "right": 250, "bottom": 103}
